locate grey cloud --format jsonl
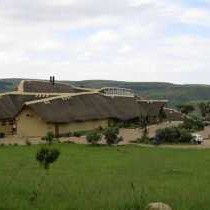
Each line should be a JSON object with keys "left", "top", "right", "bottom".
{"left": 0, "top": 0, "right": 162, "bottom": 23}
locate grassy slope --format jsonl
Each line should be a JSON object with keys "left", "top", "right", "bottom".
{"left": 0, "top": 144, "right": 210, "bottom": 210}
{"left": 1, "top": 79, "right": 210, "bottom": 106}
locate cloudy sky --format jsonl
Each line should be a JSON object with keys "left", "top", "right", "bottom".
{"left": 0, "top": 0, "right": 210, "bottom": 83}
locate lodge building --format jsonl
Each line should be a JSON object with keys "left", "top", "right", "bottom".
{"left": 0, "top": 79, "right": 175, "bottom": 137}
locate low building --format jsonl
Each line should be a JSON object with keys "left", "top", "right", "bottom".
{"left": 0, "top": 79, "right": 168, "bottom": 137}
{"left": 15, "top": 92, "right": 167, "bottom": 137}
{"left": 0, "top": 92, "right": 51, "bottom": 135}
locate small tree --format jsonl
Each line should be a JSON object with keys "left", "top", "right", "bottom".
{"left": 36, "top": 147, "right": 60, "bottom": 170}
{"left": 31, "top": 147, "right": 60, "bottom": 203}
{"left": 86, "top": 130, "right": 102, "bottom": 145}
{"left": 103, "top": 127, "right": 122, "bottom": 146}
{"left": 45, "top": 132, "right": 55, "bottom": 145}
{"left": 139, "top": 116, "right": 149, "bottom": 143}
{"left": 198, "top": 102, "right": 210, "bottom": 119}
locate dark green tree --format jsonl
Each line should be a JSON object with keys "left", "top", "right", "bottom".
{"left": 198, "top": 102, "right": 210, "bottom": 118}
{"left": 176, "top": 104, "right": 194, "bottom": 115}
{"left": 103, "top": 127, "right": 122, "bottom": 146}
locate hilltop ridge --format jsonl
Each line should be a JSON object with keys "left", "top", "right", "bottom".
{"left": 1, "top": 78, "right": 210, "bottom": 106}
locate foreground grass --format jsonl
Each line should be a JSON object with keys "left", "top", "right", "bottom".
{"left": 0, "top": 144, "right": 210, "bottom": 210}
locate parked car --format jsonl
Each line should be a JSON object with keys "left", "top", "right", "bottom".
{"left": 192, "top": 133, "right": 204, "bottom": 144}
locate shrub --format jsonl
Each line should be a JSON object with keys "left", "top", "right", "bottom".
{"left": 103, "top": 127, "right": 122, "bottom": 145}
{"left": 179, "top": 129, "right": 193, "bottom": 143}
{"left": 137, "top": 136, "right": 152, "bottom": 144}
{"left": 180, "top": 117, "right": 204, "bottom": 131}
{"left": 86, "top": 131, "right": 102, "bottom": 145}
{"left": 36, "top": 147, "right": 60, "bottom": 169}
{"left": 73, "top": 131, "right": 83, "bottom": 137}
{"left": 155, "top": 126, "right": 193, "bottom": 144}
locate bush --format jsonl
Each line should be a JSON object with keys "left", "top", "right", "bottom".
{"left": 103, "top": 127, "right": 122, "bottom": 145}
{"left": 179, "top": 129, "right": 193, "bottom": 143}
{"left": 155, "top": 127, "right": 193, "bottom": 144}
{"left": 86, "top": 130, "right": 102, "bottom": 145}
{"left": 180, "top": 117, "right": 204, "bottom": 131}
{"left": 73, "top": 131, "right": 83, "bottom": 137}
{"left": 137, "top": 136, "right": 152, "bottom": 144}
{"left": 36, "top": 147, "right": 60, "bottom": 169}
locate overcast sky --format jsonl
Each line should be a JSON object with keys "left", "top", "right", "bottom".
{"left": 0, "top": 0, "right": 210, "bottom": 83}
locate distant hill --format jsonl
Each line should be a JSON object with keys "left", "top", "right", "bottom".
{"left": 0, "top": 79, "right": 22, "bottom": 92}
{"left": 1, "top": 78, "right": 210, "bottom": 107}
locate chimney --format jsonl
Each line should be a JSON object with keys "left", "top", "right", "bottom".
{"left": 50, "top": 76, "right": 55, "bottom": 85}
{"left": 52, "top": 76, "right": 55, "bottom": 85}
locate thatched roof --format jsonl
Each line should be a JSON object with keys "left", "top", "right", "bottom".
{"left": 18, "top": 80, "right": 93, "bottom": 93}
{"left": 164, "top": 108, "right": 184, "bottom": 121}
{"left": 0, "top": 93, "right": 49, "bottom": 120}
{"left": 26, "top": 93, "right": 167, "bottom": 123}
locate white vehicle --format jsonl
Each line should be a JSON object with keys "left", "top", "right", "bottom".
{"left": 192, "top": 133, "right": 204, "bottom": 144}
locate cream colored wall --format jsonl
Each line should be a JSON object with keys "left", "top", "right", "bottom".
{"left": 16, "top": 108, "right": 54, "bottom": 137}
{"left": 59, "top": 119, "right": 108, "bottom": 134}
{"left": 0, "top": 122, "right": 13, "bottom": 135}
{"left": 16, "top": 107, "right": 108, "bottom": 137}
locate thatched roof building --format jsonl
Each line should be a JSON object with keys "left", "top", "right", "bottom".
{"left": 0, "top": 93, "right": 50, "bottom": 121}
{"left": 17, "top": 80, "right": 93, "bottom": 93}
{"left": 23, "top": 93, "right": 167, "bottom": 123}
{"left": 0, "top": 79, "right": 169, "bottom": 137}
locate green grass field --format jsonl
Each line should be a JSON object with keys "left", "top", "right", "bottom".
{"left": 0, "top": 144, "right": 210, "bottom": 210}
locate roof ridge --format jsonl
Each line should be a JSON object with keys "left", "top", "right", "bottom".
{"left": 0, "top": 91, "right": 59, "bottom": 96}
{"left": 25, "top": 91, "right": 100, "bottom": 106}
